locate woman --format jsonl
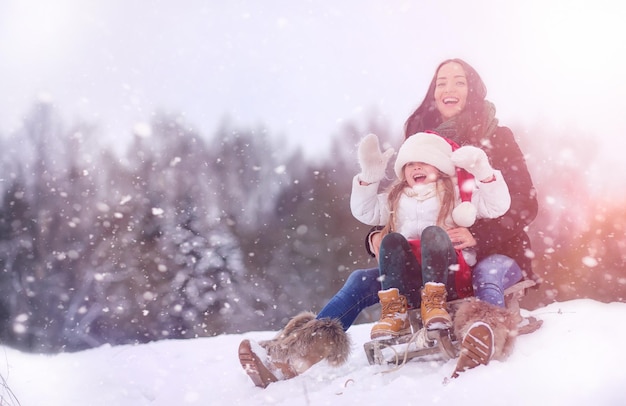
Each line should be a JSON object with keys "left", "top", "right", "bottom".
{"left": 238, "top": 58, "right": 538, "bottom": 386}
{"left": 397, "top": 58, "right": 539, "bottom": 376}
{"left": 404, "top": 59, "right": 539, "bottom": 289}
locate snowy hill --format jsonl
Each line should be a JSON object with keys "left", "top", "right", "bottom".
{"left": 2, "top": 299, "right": 624, "bottom": 405}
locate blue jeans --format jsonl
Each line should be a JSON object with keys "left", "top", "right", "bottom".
{"left": 317, "top": 253, "right": 523, "bottom": 330}
{"left": 472, "top": 254, "right": 523, "bottom": 307}
{"left": 316, "top": 267, "right": 380, "bottom": 330}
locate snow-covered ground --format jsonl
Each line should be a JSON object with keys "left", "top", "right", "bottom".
{"left": 1, "top": 299, "right": 624, "bottom": 405}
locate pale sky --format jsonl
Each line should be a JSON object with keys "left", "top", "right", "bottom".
{"left": 1, "top": 0, "right": 625, "bottom": 163}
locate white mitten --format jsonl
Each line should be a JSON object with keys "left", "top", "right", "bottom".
{"left": 451, "top": 146, "right": 494, "bottom": 181}
{"left": 357, "top": 133, "right": 395, "bottom": 184}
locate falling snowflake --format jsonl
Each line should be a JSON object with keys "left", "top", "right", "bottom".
{"left": 582, "top": 256, "right": 598, "bottom": 268}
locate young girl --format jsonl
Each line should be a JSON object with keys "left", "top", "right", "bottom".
{"left": 351, "top": 131, "right": 510, "bottom": 338}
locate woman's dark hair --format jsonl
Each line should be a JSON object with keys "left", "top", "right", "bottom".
{"left": 404, "top": 59, "right": 488, "bottom": 140}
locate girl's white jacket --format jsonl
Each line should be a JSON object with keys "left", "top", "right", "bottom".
{"left": 350, "top": 170, "right": 511, "bottom": 241}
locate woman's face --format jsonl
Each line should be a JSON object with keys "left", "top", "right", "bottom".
{"left": 434, "top": 62, "right": 468, "bottom": 120}
{"left": 403, "top": 162, "right": 440, "bottom": 188}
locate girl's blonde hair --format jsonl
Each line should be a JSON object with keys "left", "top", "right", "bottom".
{"left": 380, "top": 168, "right": 456, "bottom": 237}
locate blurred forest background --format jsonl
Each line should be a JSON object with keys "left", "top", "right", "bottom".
{"left": 0, "top": 100, "right": 624, "bottom": 353}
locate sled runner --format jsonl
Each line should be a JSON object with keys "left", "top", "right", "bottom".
{"left": 363, "top": 280, "right": 542, "bottom": 366}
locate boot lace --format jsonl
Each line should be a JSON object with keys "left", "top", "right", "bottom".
{"left": 423, "top": 290, "right": 446, "bottom": 312}
{"left": 381, "top": 295, "right": 407, "bottom": 318}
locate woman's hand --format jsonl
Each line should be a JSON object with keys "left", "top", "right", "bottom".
{"left": 447, "top": 227, "right": 476, "bottom": 249}
{"left": 368, "top": 229, "right": 383, "bottom": 258}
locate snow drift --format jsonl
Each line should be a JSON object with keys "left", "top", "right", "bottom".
{"left": 1, "top": 299, "right": 624, "bottom": 405}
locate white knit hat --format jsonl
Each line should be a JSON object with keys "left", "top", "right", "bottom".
{"left": 394, "top": 132, "right": 456, "bottom": 178}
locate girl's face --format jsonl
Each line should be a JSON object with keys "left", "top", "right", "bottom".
{"left": 434, "top": 61, "right": 468, "bottom": 120}
{"left": 404, "top": 162, "right": 440, "bottom": 187}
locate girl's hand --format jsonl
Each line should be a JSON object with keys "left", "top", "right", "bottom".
{"left": 357, "top": 133, "right": 395, "bottom": 184}
{"left": 447, "top": 227, "right": 476, "bottom": 249}
{"left": 451, "top": 145, "right": 495, "bottom": 182}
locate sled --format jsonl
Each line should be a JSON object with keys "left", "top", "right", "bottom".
{"left": 363, "top": 279, "right": 543, "bottom": 366}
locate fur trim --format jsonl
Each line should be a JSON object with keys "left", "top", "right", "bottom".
{"left": 452, "top": 200, "right": 477, "bottom": 227}
{"left": 453, "top": 298, "right": 521, "bottom": 360}
{"left": 260, "top": 311, "right": 317, "bottom": 347}
{"left": 260, "top": 313, "right": 351, "bottom": 376}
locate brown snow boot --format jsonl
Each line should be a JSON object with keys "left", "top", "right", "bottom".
{"left": 239, "top": 312, "right": 351, "bottom": 388}
{"left": 238, "top": 339, "right": 281, "bottom": 388}
{"left": 451, "top": 322, "right": 494, "bottom": 378}
{"left": 420, "top": 282, "right": 452, "bottom": 330}
{"left": 370, "top": 288, "right": 411, "bottom": 339}
{"left": 450, "top": 298, "right": 521, "bottom": 378}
